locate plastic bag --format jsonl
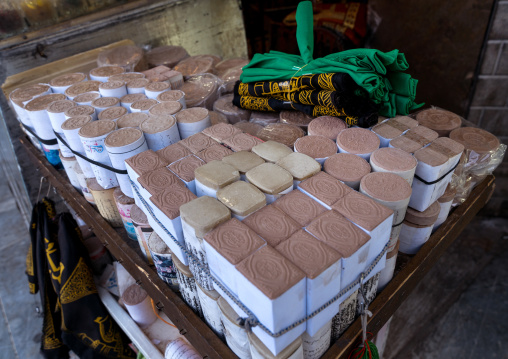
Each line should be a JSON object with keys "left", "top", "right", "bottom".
{"left": 180, "top": 73, "right": 222, "bottom": 110}
{"left": 146, "top": 45, "right": 189, "bottom": 68}
{"left": 174, "top": 55, "right": 222, "bottom": 79}
{"left": 212, "top": 94, "right": 251, "bottom": 124}
{"left": 97, "top": 45, "right": 146, "bottom": 72}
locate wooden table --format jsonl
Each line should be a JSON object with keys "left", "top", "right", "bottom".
{"left": 21, "top": 136, "right": 495, "bottom": 359}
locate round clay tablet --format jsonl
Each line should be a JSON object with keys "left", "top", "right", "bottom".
{"left": 308, "top": 116, "right": 347, "bottom": 140}
{"left": 280, "top": 110, "right": 313, "bottom": 128}
{"left": 294, "top": 135, "right": 337, "bottom": 159}
{"left": 360, "top": 172, "right": 412, "bottom": 202}
{"left": 336, "top": 128, "right": 380, "bottom": 154}
{"left": 257, "top": 123, "right": 305, "bottom": 148}
{"left": 105, "top": 128, "right": 143, "bottom": 147}
{"left": 449, "top": 127, "right": 500, "bottom": 154}
{"left": 416, "top": 109, "right": 462, "bottom": 137}
{"left": 405, "top": 201, "right": 441, "bottom": 226}
{"left": 324, "top": 153, "right": 371, "bottom": 183}
{"left": 370, "top": 147, "right": 417, "bottom": 172}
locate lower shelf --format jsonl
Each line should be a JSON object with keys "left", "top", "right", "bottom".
{"left": 21, "top": 136, "right": 495, "bottom": 359}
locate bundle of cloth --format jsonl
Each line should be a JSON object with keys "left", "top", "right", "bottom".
{"left": 233, "top": 72, "right": 380, "bottom": 127}
{"left": 234, "top": 1, "right": 423, "bottom": 127}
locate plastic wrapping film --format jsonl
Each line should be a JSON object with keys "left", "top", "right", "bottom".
{"left": 256, "top": 123, "right": 305, "bottom": 148}
{"left": 174, "top": 55, "right": 221, "bottom": 78}
{"left": 97, "top": 45, "right": 146, "bottom": 72}
{"left": 180, "top": 73, "right": 223, "bottom": 110}
{"left": 448, "top": 118, "right": 506, "bottom": 206}
{"left": 216, "top": 58, "right": 250, "bottom": 94}
{"left": 394, "top": 106, "right": 505, "bottom": 207}
{"left": 451, "top": 142, "right": 506, "bottom": 205}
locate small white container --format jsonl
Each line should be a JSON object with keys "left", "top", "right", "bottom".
{"left": 236, "top": 246, "right": 307, "bottom": 356}
{"left": 370, "top": 147, "right": 417, "bottom": 186}
{"left": 145, "top": 81, "right": 171, "bottom": 100}
{"left": 218, "top": 297, "right": 252, "bottom": 359}
{"left": 410, "top": 137, "right": 464, "bottom": 211}
{"left": 302, "top": 320, "right": 332, "bottom": 359}
{"left": 167, "top": 155, "right": 205, "bottom": 195}
{"left": 157, "top": 90, "right": 187, "bottom": 109}
{"left": 336, "top": 128, "right": 380, "bottom": 162}
{"left": 47, "top": 99, "right": 77, "bottom": 157}
{"left": 59, "top": 154, "right": 81, "bottom": 191}
{"left": 121, "top": 283, "right": 157, "bottom": 328}
{"left": 140, "top": 115, "right": 181, "bottom": 151}
{"left": 91, "top": 97, "right": 121, "bottom": 114}
{"left": 359, "top": 172, "right": 412, "bottom": 249}
{"left": 99, "top": 81, "right": 127, "bottom": 98}
{"left": 9, "top": 84, "right": 51, "bottom": 128}
{"left": 332, "top": 191, "right": 394, "bottom": 267}
{"left": 275, "top": 230, "right": 341, "bottom": 337}
{"left": 73, "top": 91, "right": 101, "bottom": 106}
{"left": 65, "top": 81, "right": 101, "bottom": 100}
{"left": 131, "top": 99, "right": 158, "bottom": 114}
{"left": 175, "top": 108, "right": 211, "bottom": 139}
{"left": 120, "top": 93, "right": 147, "bottom": 111}
{"left": 399, "top": 221, "right": 433, "bottom": 254}
{"left": 249, "top": 329, "right": 305, "bottom": 359}
{"left": 196, "top": 284, "right": 224, "bottom": 339}
{"left": 26, "top": 94, "right": 67, "bottom": 150}
{"left": 49, "top": 72, "right": 87, "bottom": 94}
{"left": 89, "top": 66, "right": 125, "bottom": 82}
{"left": 432, "top": 185, "right": 456, "bottom": 232}
{"left": 179, "top": 196, "right": 231, "bottom": 290}
{"left": 105, "top": 128, "right": 148, "bottom": 197}
{"left": 165, "top": 338, "right": 201, "bottom": 359}
{"left": 64, "top": 105, "right": 97, "bottom": 121}
{"left": 79, "top": 120, "right": 119, "bottom": 189}
{"left": 203, "top": 217, "right": 265, "bottom": 296}
{"left": 246, "top": 163, "right": 294, "bottom": 204}
{"left": 377, "top": 242, "right": 399, "bottom": 292}
{"left": 172, "top": 254, "right": 202, "bottom": 316}
{"left": 74, "top": 163, "right": 95, "bottom": 204}
{"left": 61, "top": 115, "right": 96, "bottom": 178}
{"left": 126, "top": 78, "right": 150, "bottom": 94}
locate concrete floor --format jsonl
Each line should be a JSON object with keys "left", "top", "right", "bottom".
{"left": 0, "top": 163, "right": 506, "bottom": 359}
{"left": 0, "top": 165, "right": 42, "bottom": 359}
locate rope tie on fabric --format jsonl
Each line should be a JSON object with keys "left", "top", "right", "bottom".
{"left": 131, "top": 179, "right": 389, "bottom": 338}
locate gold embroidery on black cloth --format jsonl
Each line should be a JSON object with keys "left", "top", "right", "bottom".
{"left": 26, "top": 244, "right": 34, "bottom": 276}
{"left": 60, "top": 257, "right": 97, "bottom": 304}
{"left": 77, "top": 316, "right": 133, "bottom": 359}
{"left": 42, "top": 293, "right": 64, "bottom": 350}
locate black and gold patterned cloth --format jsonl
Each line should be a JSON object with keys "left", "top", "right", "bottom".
{"left": 27, "top": 198, "right": 135, "bottom": 359}
{"left": 233, "top": 72, "right": 379, "bottom": 128}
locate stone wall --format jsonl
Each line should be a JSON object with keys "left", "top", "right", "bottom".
{"left": 468, "top": 0, "right": 508, "bottom": 216}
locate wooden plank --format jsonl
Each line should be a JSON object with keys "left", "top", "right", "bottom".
{"left": 322, "top": 175, "right": 496, "bottom": 358}
{"left": 20, "top": 137, "right": 236, "bottom": 359}
{"left": 1, "top": 39, "right": 134, "bottom": 97}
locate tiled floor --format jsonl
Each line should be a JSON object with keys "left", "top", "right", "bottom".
{"left": 0, "top": 165, "right": 42, "bottom": 359}
{"left": 405, "top": 234, "right": 508, "bottom": 358}
{"left": 0, "top": 161, "right": 506, "bottom": 358}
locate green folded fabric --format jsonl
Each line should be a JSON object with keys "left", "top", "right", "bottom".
{"left": 239, "top": 1, "right": 423, "bottom": 117}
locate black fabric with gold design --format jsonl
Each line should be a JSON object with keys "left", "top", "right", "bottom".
{"left": 26, "top": 198, "right": 136, "bottom": 359}
{"left": 232, "top": 93, "right": 378, "bottom": 128}
{"left": 234, "top": 72, "right": 379, "bottom": 122}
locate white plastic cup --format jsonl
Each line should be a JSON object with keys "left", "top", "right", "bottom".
{"left": 79, "top": 121, "right": 119, "bottom": 189}
{"left": 140, "top": 115, "right": 181, "bottom": 151}
{"left": 105, "top": 128, "right": 148, "bottom": 196}
{"left": 99, "top": 81, "right": 128, "bottom": 98}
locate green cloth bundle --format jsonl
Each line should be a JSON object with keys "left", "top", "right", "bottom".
{"left": 239, "top": 1, "right": 423, "bottom": 118}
